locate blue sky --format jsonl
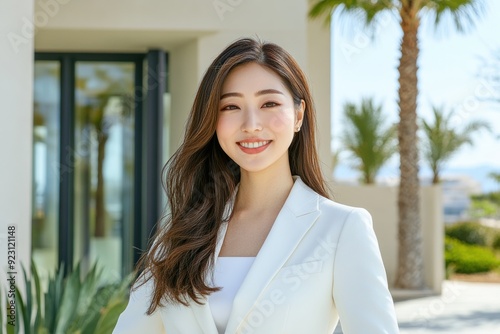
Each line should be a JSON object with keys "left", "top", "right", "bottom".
{"left": 330, "top": 0, "right": 500, "bottom": 178}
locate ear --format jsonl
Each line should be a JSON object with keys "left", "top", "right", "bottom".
{"left": 295, "top": 99, "right": 305, "bottom": 130}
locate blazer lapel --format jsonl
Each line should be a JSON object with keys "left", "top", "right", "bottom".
{"left": 187, "top": 299, "right": 217, "bottom": 334}
{"left": 224, "top": 177, "right": 320, "bottom": 333}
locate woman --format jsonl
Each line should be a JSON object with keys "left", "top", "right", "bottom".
{"left": 113, "top": 38, "right": 399, "bottom": 334}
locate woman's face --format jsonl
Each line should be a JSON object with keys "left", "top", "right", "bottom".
{"left": 216, "top": 62, "right": 304, "bottom": 174}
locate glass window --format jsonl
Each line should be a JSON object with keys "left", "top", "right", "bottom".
{"left": 33, "top": 52, "right": 167, "bottom": 280}
{"left": 32, "top": 61, "right": 60, "bottom": 279}
{"left": 74, "top": 61, "right": 135, "bottom": 282}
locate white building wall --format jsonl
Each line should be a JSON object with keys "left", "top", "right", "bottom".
{"left": 307, "top": 16, "right": 331, "bottom": 182}
{"left": 169, "top": 39, "right": 200, "bottom": 151}
{"left": 0, "top": 0, "right": 34, "bottom": 296}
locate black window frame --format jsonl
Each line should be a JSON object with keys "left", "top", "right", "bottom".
{"left": 34, "top": 51, "right": 167, "bottom": 276}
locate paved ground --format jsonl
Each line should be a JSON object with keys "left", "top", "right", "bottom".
{"left": 334, "top": 280, "right": 500, "bottom": 333}
{"left": 396, "top": 280, "right": 500, "bottom": 334}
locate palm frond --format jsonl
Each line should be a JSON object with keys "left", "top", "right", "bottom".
{"left": 309, "top": 0, "right": 395, "bottom": 27}
{"left": 340, "top": 98, "right": 397, "bottom": 183}
{"left": 420, "top": 105, "right": 490, "bottom": 183}
{"left": 423, "top": 0, "right": 486, "bottom": 33}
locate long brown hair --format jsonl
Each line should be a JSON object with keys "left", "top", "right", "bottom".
{"left": 136, "top": 37, "right": 330, "bottom": 314}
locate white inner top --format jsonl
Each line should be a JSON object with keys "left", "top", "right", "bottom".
{"left": 209, "top": 257, "right": 256, "bottom": 334}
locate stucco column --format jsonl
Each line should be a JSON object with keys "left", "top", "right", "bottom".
{"left": 0, "top": 0, "right": 34, "bottom": 285}
{"left": 168, "top": 39, "right": 200, "bottom": 155}
{"left": 307, "top": 13, "right": 332, "bottom": 183}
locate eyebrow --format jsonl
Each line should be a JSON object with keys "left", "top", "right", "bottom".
{"left": 220, "top": 89, "right": 284, "bottom": 100}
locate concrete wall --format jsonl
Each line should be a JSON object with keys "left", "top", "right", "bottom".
{"left": 332, "top": 184, "right": 444, "bottom": 293}
{"left": 0, "top": 0, "right": 34, "bottom": 303}
{"left": 307, "top": 14, "right": 332, "bottom": 182}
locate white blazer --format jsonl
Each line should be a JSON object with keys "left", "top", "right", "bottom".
{"left": 113, "top": 177, "right": 399, "bottom": 333}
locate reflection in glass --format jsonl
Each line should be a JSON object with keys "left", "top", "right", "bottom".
{"left": 74, "top": 62, "right": 135, "bottom": 282}
{"left": 32, "top": 61, "right": 60, "bottom": 278}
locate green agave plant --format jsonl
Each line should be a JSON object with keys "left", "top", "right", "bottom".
{"left": 1, "top": 260, "right": 133, "bottom": 334}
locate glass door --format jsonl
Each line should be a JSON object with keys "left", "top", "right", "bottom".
{"left": 33, "top": 52, "right": 168, "bottom": 281}
{"left": 32, "top": 61, "right": 60, "bottom": 279}
{"left": 73, "top": 61, "right": 136, "bottom": 281}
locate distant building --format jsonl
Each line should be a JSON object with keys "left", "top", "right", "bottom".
{"left": 375, "top": 173, "right": 483, "bottom": 224}
{"left": 440, "top": 175, "right": 482, "bottom": 223}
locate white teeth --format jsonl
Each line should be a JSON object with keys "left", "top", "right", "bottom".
{"left": 240, "top": 141, "right": 270, "bottom": 148}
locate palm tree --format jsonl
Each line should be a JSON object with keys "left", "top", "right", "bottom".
{"left": 341, "top": 98, "right": 397, "bottom": 184}
{"left": 309, "top": 0, "right": 484, "bottom": 289}
{"left": 489, "top": 172, "right": 500, "bottom": 193}
{"left": 421, "top": 106, "right": 490, "bottom": 184}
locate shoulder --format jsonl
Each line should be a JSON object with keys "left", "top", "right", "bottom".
{"left": 291, "top": 177, "right": 373, "bottom": 232}
{"left": 315, "top": 196, "right": 375, "bottom": 248}
{"left": 287, "top": 176, "right": 373, "bottom": 233}
{"left": 318, "top": 195, "right": 372, "bottom": 226}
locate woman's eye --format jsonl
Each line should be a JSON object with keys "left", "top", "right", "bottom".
{"left": 221, "top": 105, "right": 239, "bottom": 111}
{"left": 262, "top": 102, "right": 279, "bottom": 108}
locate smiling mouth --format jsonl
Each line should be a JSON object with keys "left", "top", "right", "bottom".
{"left": 238, "top": 140, "right": 271, "bottom": 149}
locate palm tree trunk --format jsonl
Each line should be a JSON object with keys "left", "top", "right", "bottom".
{"left": 432, "top": 169, "right": 440, "bottom": 184}
{"left": 395, "top": 6, "right": 425, "bottom": 289}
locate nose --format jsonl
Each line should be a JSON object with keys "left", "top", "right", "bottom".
{"left": 241, "top": 107, "right": 262, "bottom": 132}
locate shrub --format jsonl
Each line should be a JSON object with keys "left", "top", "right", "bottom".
{"left": 1, "top": 260, "right": 133, "bottom": 334}
{"left": 445, "top": 222, "right": 487, "bottom": 246}
{"left": 493, "top": 233, "right": 500, "bottom": 250}
{"left": 469, "top": 199, "right": 499, "bottom": 219}
{"left": 445, "top": 237, "right": 500, "bottom": 274}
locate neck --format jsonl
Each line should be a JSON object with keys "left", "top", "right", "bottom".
{"left": 234, "top": 167, "right": 295, "bottom": 213}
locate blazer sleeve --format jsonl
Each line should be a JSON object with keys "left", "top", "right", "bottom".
{"left": 113, "top": 279, "right": 166, "bottom": 334}
{"left": 332, "top": 208, "right": 399, "bottom": 333}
